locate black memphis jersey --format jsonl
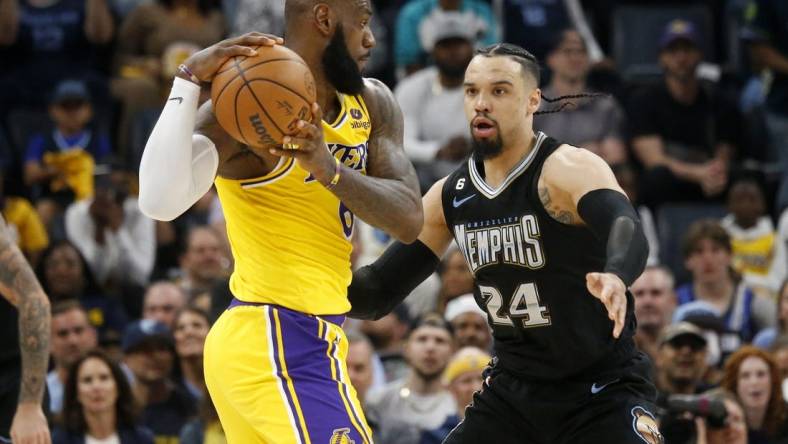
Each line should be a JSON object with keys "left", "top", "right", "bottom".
{"left": 441, "top": 132, "right": 636, "bottom": 381}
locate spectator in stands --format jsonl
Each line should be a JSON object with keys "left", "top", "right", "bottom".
{"left": 142, "top": 281, "right": 186, "bottom": 329}
{"left": 122, "top": 319, "right": 196, "bottom": 442}
{"left": 0, "top": 0, "right": 113, "bottom": 109}
{"left": 612, "top": 163, "right": 659, "bottom": 265}
{"left": 754, "top": 282, "right": 788, "bottom": 349}
{"left": 48, "top": 300, "right": 98, "bottom": 416}
{"left": 721, "top": 346, "right": 788, "bottom": 443}
{"left": 37, "top": 240, "right": 128, "bottom": 346}
{"left": 771, "top": 336, "right": 788, "bottom": 401}
{"left": 654, "top": 322, "right": 710, "bottom": 444}
{"left": 629, "top": 19, "right": 741, "bottom": 210}
{"left": 361, "top": 304, "right": 411, "bottom": 383}
{"left": 535, "top": 28, "right": 626, "bottom": 165}
{"left": 678, "top": 219, "right": 775, "bottom": 343}
{"left": 437, "top": 248, "right": 474, "bottom": 313}
{"left": 742, "top": 0, "right": 788, "bottom": 211}
{"left": 177, "top": 226, "right": 227, "bottom": 298}
{"left": 443, "top": 294, "right": 491, "bottom": 352}
{"left": 722, "top": 178, "right": 786, "bottom": 299}
{"left": 443, "top": 346, "right": 489, "bottom": 420}
{"left": 394, "top": 12, "right": 475, "bottom": 190}
{"left": 631, "top": 266, "right": 677, "bottom": 362}
{"left": 346, "top": 331, "right": 378, "bottom": 405}
{"left": 53, "top": 350, "right": 154, "bottom": 444}
{"left": 66, "top": 168, "right": 155, "bottom": 289}
{"left": 395, "top": 2, "right": 496, "bottom": 75}
{"left": 0, "top": 169, "right": 48, "bottom": 266}
{"left": 24, "top": 80, "right": 112, "bottom": 229}
{"left": 694, "top": 388, "right": 749, "bottom": 444}
{"left": 500, "top": 0, "right": 604, "bottom": 64}
{"left": 111, "top": 0, "right": 225, "bottom": 155}
{"left": 173, "top": 306, "right": 209, "bottom": 401}
{"left": 365, "top": 314, "right": 456, "bottom": 444}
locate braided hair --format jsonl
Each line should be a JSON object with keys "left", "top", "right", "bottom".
{"left": 474, "top": 43, "right": 607, "bottom": 115}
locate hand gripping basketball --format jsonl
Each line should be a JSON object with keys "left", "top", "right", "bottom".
{"left": 586, "top": 272, "right": 627, "bottom": 339}
{"left": 269, "top": 103, "right": 338, "bottom": 187}
{"left": 181, "top": 32, "right": 283, "bottom": 82}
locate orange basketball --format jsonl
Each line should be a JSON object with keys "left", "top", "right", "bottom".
{"left": 211, "top": 45, "right": 317, "bottom": 148}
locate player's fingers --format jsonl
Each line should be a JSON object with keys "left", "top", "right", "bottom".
{"left": 227, "top": 32, "right": 282, "bottom": 47}
{"left": 281, "top": 136, "right": 317, "bottom": 152}
{"left": 287, "top": 121, "right": 320, "bottom": 140}
{"left": 218, "top": 45, "right": 258, "bottom": 58}
{"left": 311, "top": 102, "right": 323, "bottom": 125}
{"left": 268, "top": 146, "right": 298, "bottom": 158}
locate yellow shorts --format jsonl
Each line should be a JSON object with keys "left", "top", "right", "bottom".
{"left": 204, "top": 300, "right": 373, "bottom": 444}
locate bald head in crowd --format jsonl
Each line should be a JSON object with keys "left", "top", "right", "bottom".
{"left": 143, "top": 281, "right": 187, "bottom": 328}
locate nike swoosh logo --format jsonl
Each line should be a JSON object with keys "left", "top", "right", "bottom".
{"left": 168, "top": 97, "right": 183, "bottom": 104}
{"left": 452, "top": 194, "right": 476, "bottom": 208}
{"left": 591, "top": 378, "right": 620, "bottom": 394}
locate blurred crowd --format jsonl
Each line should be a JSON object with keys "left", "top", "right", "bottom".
{"left": 1, "top": 0, "right": 788, "bottom": 442}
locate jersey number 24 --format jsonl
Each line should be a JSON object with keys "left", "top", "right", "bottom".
{"left": 479, "top": 282, "right": 551, "bottom": 328}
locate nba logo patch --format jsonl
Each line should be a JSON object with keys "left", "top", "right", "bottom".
{"left": 630, "top": 406, "right": 663, "bottom": 444}
{"left": 330, "top": 427, "right": 355, "bottom": 444}
{"left": 350, "top": 108, "right": 362, "bottom": 120}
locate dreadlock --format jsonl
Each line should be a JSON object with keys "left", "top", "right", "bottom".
{"left": 475, "top": 43, "right": 608, "bottom": 115}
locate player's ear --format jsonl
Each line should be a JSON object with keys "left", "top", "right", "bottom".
{"left": 527, "top": 87, "right": 541, "bottom": 116}
{"left": 313, "top": 3, "right": 333, "bottom": 37}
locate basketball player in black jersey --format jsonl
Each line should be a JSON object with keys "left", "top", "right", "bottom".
{"left": 347, "top": 43, "right": 663, "bottom": 444}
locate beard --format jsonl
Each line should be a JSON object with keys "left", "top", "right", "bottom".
{"left": 322, "top": 24, "right": 365, "bottom": 95}
{"left": 470, "top": 122, "right": 504, "bottom": 160}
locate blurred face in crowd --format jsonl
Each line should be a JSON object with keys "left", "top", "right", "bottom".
{"left": 360, "top": 313, "right": 408, "bottom": 350}
{"left": 450, "top": 313, "right": 491, "bottom": 351}
{"left": 705, "top": 398, "right": 747, "bottom": 444}
{"left": 45, "top": 245, "right": 85, "bottom": 298}
{"left": 657, "top": 335, "right": 708, "bottom": 389}
{"left": 448, "top": 369, "right": 484, "bottom": 414}
{"left": 181, "top": 228, "right": 225, "bottom": 284}
{"left": 441, "top": 250, "right": 475, "bottom": 301}
{"left": 546, "top": 30, "right": 589, "bottom": 84}
{"left": 728, "top": 181, "right": 765, "bottom": 229}
{"left": 736, "top": 356, "right": 772, "bottom": 412}
{"left": 124, "top": 341, "right": 174, "bottom": 385}
{"left": 405, "top": 325, "right": 454, "bottom": 381}
{"left": 660, "top": 39, "right": 701, "bottom": 82}
{"left": 433, "top": 37, "right": 474, "bottom": 79}
{"left": 631, "top": 268, "right": 676, "bottom": 333}
{"left": 346, "top": 339, "right": 374, "bottom": 402}
{"left": 685, "top": 238, "right": 732, "bottom": 286}
{"left": 50, "top": 99, "right": 93, "bottom": 134}
{"left": 143, "top": 283, "right": 186, "bottom": 328}
{"left": 77, "top": 357, "right": 118, "bottom": 416}
{"left": 174, "top": 310, "right": 209, "bottom": 360}
{"left": 52, "top": 308, "right": 97, "bottom": 369}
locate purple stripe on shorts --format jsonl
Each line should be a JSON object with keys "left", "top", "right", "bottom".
{"left": 277, "top": 309, "right": 368, "bottom": 443}
{"left": 266, "top": 307, "right": 308, "bottom": 444}
{"left": 228, "top": 299, "right": 347, "bottom": 327}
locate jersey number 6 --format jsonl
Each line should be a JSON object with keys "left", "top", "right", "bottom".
{"left": 479, "top": 283, "right": 551, "bottom": 328}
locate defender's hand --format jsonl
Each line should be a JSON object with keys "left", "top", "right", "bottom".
{"left": 268, "top": 103, "right": 337, "bottom": 187}
{"left": 182, "top": 32, "right": 283, "bottom": 82}
{"left": 586, "top": 272, "right": 627, "bottom": 338}
{"left": 10, "top": 403, "right": 50, "bottom": 444}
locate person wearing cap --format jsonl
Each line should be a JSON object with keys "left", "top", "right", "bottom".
{"left": 121, "top": 319, "right": 196, "bottom": 443}
{"left": 395, "top": 11, "right": 477, "bottom": 190}
{"left": 365, "top": 313, "right": 457, "bottom": 444}
{"left": 443, "top": 346, "right": 490, "bottom": 420}
{"left": 629, "top": 18, "right": 741, "bottom": 210}
{"left": 534, "top": 27, "right": 626, "bottom": 166}
{"left": 395, "top": 1, "right": 497, "bottom": 76}
{"left": 655, "top": 322, "right": 709, "bottom": 397}
{"left": 444, "top": 293, "right": 491, "bottom": 351}
{"left": 24, "top": 79, "right": 112, "bottom": 230}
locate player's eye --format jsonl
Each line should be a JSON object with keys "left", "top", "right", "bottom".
{"left": 465, "top": 88, "right": 477, "bottom": 96}
{"left": 494, "top": 88, "right": 506, "bottom": 95}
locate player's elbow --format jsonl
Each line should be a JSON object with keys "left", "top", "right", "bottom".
{"left": 392, "top": 209, "right": 423, "bottom": 244}
{"left": 138, "top": 187, "right": 182, "bottom": 222}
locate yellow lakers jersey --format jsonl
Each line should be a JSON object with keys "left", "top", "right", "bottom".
{"left": 214, "top": 93, "right": 371, "bottom": 315}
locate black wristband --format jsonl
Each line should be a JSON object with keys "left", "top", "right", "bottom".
{"left": 347, "top": 239, "right": 440, "bottom": 320}
{"left": 577, "top": 189, "right": 649, "bottom": 286}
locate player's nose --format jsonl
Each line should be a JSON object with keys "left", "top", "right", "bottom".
{"left": 363, "top": 29, "right": 376, "bottom": 49}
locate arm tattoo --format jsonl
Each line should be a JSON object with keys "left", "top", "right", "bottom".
{"left": 538, "top": 186, "right": 576, "bottom": 225}
{"left": 329, "top": 79, "right": 423, "bottom": 242}
{"left": 0, "top": 218, "right": 50, "bottom": 404}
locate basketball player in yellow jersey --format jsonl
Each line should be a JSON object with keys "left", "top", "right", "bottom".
{"left": 138, "top": 4, "right": 422, "bottom": 444}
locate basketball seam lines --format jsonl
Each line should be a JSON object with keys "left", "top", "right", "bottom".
{"left": 232, "top": 59, "right": 253, "bottom": 147}
{"left": 236, "top": 62, "right": 288, "bottom": 137}
{"left": 214, "top": 57, "right": 306, "bottom": 101}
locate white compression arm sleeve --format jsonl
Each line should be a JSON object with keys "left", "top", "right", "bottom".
{"left": 138, "top": 77, "right": 219, "bottom": 221}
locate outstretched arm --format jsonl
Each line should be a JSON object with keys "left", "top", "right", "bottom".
{"left": 539, "top": 146, "right": 648, "bottom": 338}
{"left": 348, "top": 178, "right": 453, "bottom": 319}
{"left": 0, "top": 217, "right": 51, "bottom": 444}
